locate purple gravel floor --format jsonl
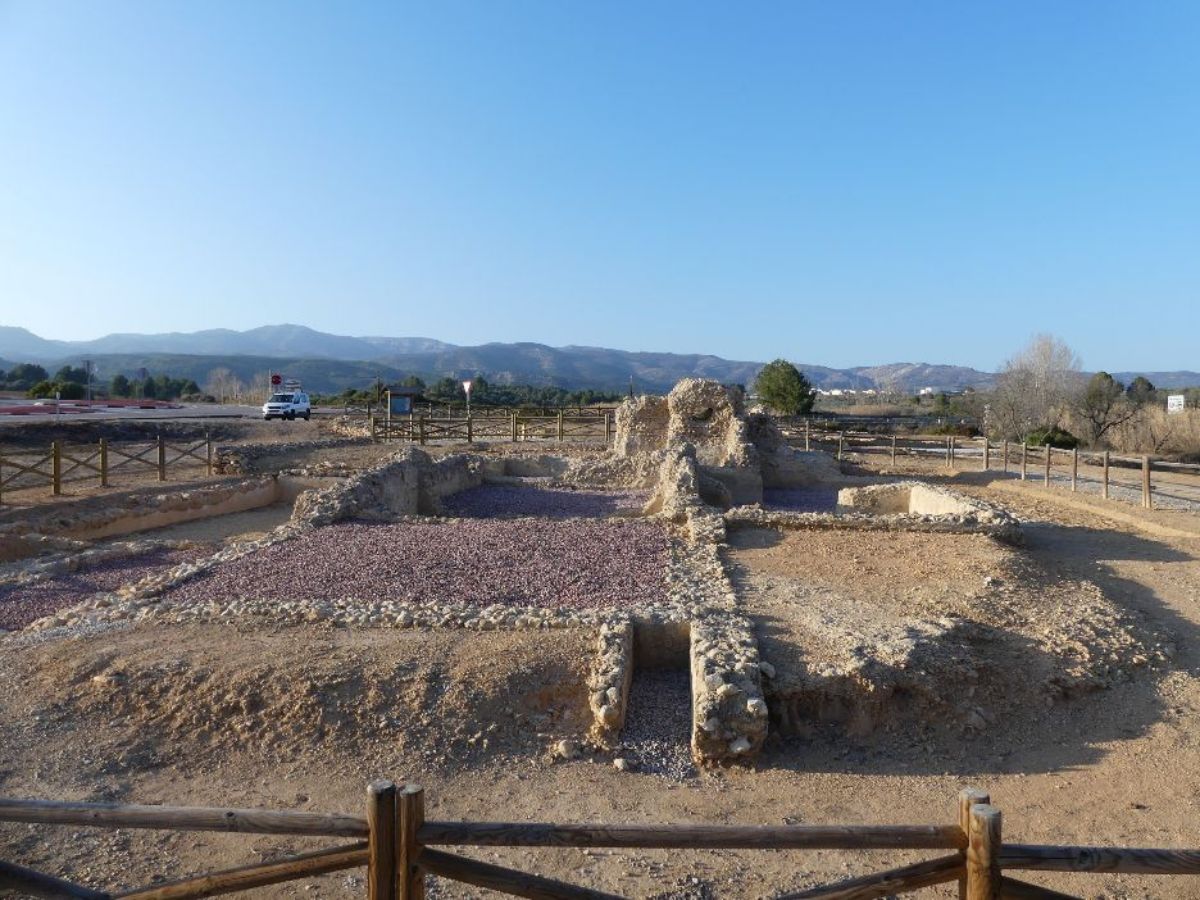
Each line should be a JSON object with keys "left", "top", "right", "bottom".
{"left": 441, "top": 484, "right": 648, "bottom": 519}
{"left": 762, "top": 488, "right": 839, "bottom": 512}
{"left": 165, "top": 519, "right": 669, "bottom": 610}
{"left": 0, "top": 548, "right": 206, "bottom": 631}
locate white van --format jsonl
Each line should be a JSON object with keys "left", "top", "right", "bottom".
{"left": 262, "top": 390, "right": 311, "bottom": 421}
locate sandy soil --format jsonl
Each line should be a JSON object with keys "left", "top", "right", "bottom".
{"left": 3, "top": 456, "right": 1200, "bottom": 896}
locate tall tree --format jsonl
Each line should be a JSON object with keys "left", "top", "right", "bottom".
{"left": 990, "top": 334, "right": 1082, "bottom": 440}
{"left": 754, "top": 359, "right": 815, "bottom": 415}
{"left": 1075, "top": 371, "right": 1139, "bottom": 446}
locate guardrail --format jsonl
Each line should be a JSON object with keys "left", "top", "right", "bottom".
{"left": 370, "top": 411, "right": 614, "bottom": 445}
{"left": 0, "top": 436, "right": 213, "bottom": 504}
{"left": 783, "top": 424, "right": 1200, "bottom": 511}
{"left": 3, "top": 786, "right": 1198, "bottom": 898}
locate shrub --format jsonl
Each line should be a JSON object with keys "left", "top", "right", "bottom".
{"left": 1026, "top": 426, "right": 1079, "bottom": 449}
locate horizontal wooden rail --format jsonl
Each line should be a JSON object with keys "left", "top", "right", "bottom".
{"left": 115, "top": 843, "right": 367, "bottom": 900}
{"left": 0, "top": 798, "right": 367, "bottom": 838}
{"left": 418, "top": 821, "right": 967, "bottom": 851}
{"left": 1000, "top": 843, "right": 1200, "bottom": 873}
{"left": 779, "top": 853, "right": 964, "bottom": 899}
{"left": 419, "top": 847, "right": 620, "bottom": 900}
{"left": 0, "top": 860, "right": 111, "bottom": 900}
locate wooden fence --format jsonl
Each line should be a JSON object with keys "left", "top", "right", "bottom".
{"left": 3, "top": 786, "right": 1199, "bottom": 898}
{"left": 0, "top": 436, "right": 213, "bottom": 504}
{"left": 782, "top": 422, "right": 1200, "bottom": 512}
{"left": 370, "top": 412, "right": 614, "bottom": 445}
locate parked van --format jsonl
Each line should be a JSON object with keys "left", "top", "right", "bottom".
{"left": 262, "top": 390, "right": 311, "bottom": 421}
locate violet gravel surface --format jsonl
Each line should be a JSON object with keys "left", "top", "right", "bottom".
{"left": 441, "top": 484, "right": 648, "bottom": 519}
{"left": 164, "top": 519, "right": 670, "bottom": 610}
{"left": 0, "top": 548, "right": 207, "bottom": 631}
{"left": 762, "top": 487, "right": 839, "bottom": 513}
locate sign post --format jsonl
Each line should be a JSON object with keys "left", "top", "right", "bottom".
{"left": 1167, "top": 394, "right": 1185, "bottom": 415}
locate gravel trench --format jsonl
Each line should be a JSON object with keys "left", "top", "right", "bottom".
{"left": 617, "top": 670, "right": 697, "bottom": 781}
{"left": 0, "top": 548, "right": 206, "bottom": 631}
{"left": 164, "top": 519, "right": 670, "bottom": 610}
{"left": 441, "top": 484, "right": 648, "bottom": 519}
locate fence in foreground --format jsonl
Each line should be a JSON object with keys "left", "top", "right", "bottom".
{"left": 781, "top": 423, "right": 1200, "bottom": 512}
{"left": 2, "top": 785, "right": 1199, "bottom": 899}
{"left": 370, "top": 411, "right": 614, "bottom": 445}
{"left": 0, "top": 436, "right": 213, "bottom": 504}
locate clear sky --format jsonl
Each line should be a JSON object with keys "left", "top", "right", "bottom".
{"left": 1, "top": 2, "right": 1197, "bottom": 371}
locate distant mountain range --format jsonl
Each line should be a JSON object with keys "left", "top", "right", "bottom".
{"left": 0, "top": 324, "right": 1195, "bottom": 394}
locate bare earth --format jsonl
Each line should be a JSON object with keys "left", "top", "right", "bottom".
{"left": 3, "top": 451, "right": 1200, "bottom": 897}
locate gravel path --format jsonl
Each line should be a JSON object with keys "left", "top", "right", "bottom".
{"left": 762, "top": 488, "right": 839, "bottom": 513}
{"left": 0, "top": 548, "right": 206, "bottom": 631}
{"left": 617, "top": 670, "right": 697, "bottom": 781}
{"left": 1028, "top": 470, "right": 1200, "bottom": 512}
{"left": 442, "top": 484, "right": 648, "bottom": 518}
{"left": 165, "top": 519, "right": 669, "bottom": 610}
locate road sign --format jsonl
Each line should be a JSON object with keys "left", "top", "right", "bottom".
{"left": 1167, "top": 394, "right": 1185, "bottom": 415}
{"left": 271, "top": 373, "right": 282, "bottom": 386}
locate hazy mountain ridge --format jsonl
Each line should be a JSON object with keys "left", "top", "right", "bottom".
{"left": 0, "top": 325, "right": 1195, "bottom": 394}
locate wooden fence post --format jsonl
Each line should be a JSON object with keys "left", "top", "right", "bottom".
{"left": 466, "top": 415, "right": 473, "bottom": 444}
{"left": 945, "top": 436, "right": 952, "bottom": 466}
{"left": 52, "top": 441, "right": 62, "bottom": 495}
{"left": 1002, "top": 440, "right": 1009, "bottom": 473}
{"left": 983, "top": 438, "right": 990, "bottom": 471}
{"left": 1020, "top": 442, "right": 1028, "bottom": 480}
{"left": 965, "top": 803, "right": 1001, "bottom": 900}
{"left": 957, "top": 789, "right": 990, "bottom": 900}
{"left": 837, "top": 433, "right": 844, "bottom": 461}
{"left": 206, "top": 433, "right": 213, "bottom": 476}
{"left": 1102, "top": 450, "right": 1110, "bottom": 499}
{"left": 804, "top": 420, "right": 811, "bottom": 451}
{"left": 418, "top": 417, "right": 426, "bottom": 446}
{"left": 1071, "top": 447, "right": 1078, "bottom": 492}
{"left": 951, "top": 435, "right": 957, "bottom": 468}
{"left": 1143, "top": 455, "right": 1152, "bottom": 509}
{"left": 157, "top": 436, "right": 166, "bottom": 482}
{"left": 1043, "top": 445, "right": 1051, "bottom": 487}
{"left": 367, "top": 781, "right": 398, "bottom": 900}
{"left": 398, "top": 784, "right": 425, "bottom": 900}
{"left": 100, "top": 438, "right": 109, "bottom": 487}
{"left": 557, "top": 411, "right": 565, "bottom": 442}
{"left": 511, "top": 413, "right": 519, "bottom": 443}
{"left": 604, "top": 412, "right": 612, "bottom": 444}
{"left": 891, "top": 434, "right": 897, "bottom": 465}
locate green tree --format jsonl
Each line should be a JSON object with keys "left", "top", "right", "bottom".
{"left": 1075, "top": 371, "right": 1138, "bottom": 446}
{"left": 110, "top": 374, "right": 131, "bottom": 397}
{"left": 399, "top": 375, "right": 426, "bottom": 390}
{"left": 5, "top": 363, "right": 48, "bottom": 390}
{"left": 54, "top": 365, "right": 88, "bottom": 385}
{"left": 753, "top": 359, "right": 814, "bottom": 415}
{"left": 1127, "top": 376, "right": 1156, "bottom": 406}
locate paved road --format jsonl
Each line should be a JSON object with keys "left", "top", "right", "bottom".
{"left": 0, "top": 401, "right": 349, "bottom": 425}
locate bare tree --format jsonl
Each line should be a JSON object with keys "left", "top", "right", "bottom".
{"left": 205, "top": 367, "right": 244, "bottom": 404}
{"left": 990, "top": 334, "right": 1083, "bottom": 440}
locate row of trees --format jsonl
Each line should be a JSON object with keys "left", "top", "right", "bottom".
{"left": 316, "top": 376, "right": 626, "bottom": 409}
{"left": 0, "top": 361, "right": 200, "bottom": 400}
{"left": 989, "top": 334, "right": 1171, "bottom": 449}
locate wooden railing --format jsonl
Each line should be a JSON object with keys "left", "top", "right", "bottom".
{"left": 370, "top": 411, "right": 614, "bottom": 445}
{"left": 3, "top": 786, "right": 1199, "bottom": 898}
{"left": 0, "top": 436, "right": 213, "bottom": 504}
{"left": 782, "top": 423, "right": 1200, "bottom": 512}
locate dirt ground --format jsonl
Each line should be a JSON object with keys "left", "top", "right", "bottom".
{"left": 4, "top": 451, "right": 1200, "bottom": 896}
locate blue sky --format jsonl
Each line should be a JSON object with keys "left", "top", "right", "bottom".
{"left": 1, "top": 1, "right": 1197, "bottom": 371}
